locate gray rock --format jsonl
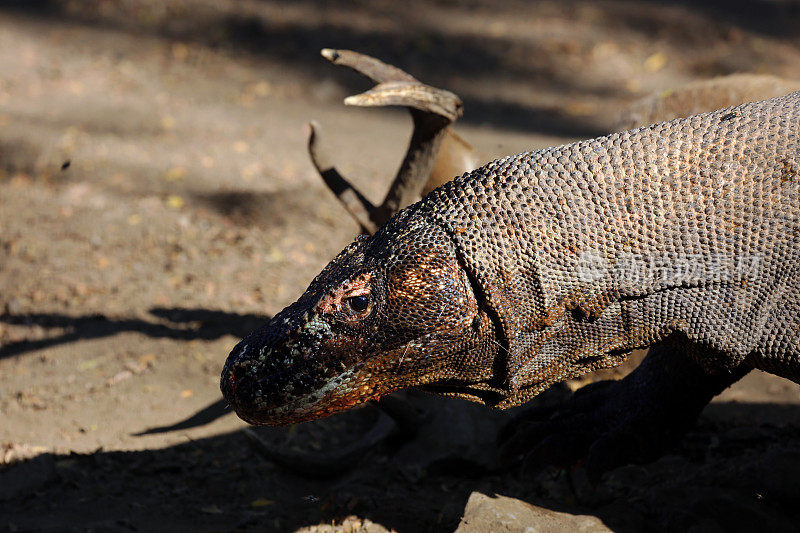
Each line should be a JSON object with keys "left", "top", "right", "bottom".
{"left": 455, "top": 492, "right": 612, "bottom": 533}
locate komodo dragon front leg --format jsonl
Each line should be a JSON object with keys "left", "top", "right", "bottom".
{"left": 221, "top": 92, "right": 800, "bottom": 477}
{"left": 498, "top": 338, "right": 750, "bottom": 480}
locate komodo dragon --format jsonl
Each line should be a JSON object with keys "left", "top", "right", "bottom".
{"left": 221, "top": 92, "right": 800, "bottom": 477}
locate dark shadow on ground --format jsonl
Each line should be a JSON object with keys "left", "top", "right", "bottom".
{"left": 0, "top": 308, "right": 269, "bottom": 359}
{"left": 134, "top": 398, "right": 231, "bottom": 435}
{"left": 6, "top": 0, "right": 799, "bottom": 137}
{"left": 193, "top": 189, "right": 342, "bottom": 230}
{"left": 0, "top": 429, "right": 475, "bottom": 532}
{"left": 638, "top": 0, "right": 800, "bottom": 37}
{"left": 458, "top": 96, "right": 609, "bottom": 138}
{"left": 2, "top": 399, "right": 800, "bottom": 531}
{"left": 0, "top": 0, "right": 607, "bottom": 136}
{"left": 0, "top": 138, "right": 41, "bottom": 176}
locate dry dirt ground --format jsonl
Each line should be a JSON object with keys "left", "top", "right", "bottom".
{"left": 2, "top": 1, "right": 800, "bottom": 531}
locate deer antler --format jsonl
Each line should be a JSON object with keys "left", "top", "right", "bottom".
{"left": 307, "top": 49, "right": 466, "bottom": 233}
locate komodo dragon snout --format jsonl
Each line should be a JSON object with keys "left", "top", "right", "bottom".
{"left": 220, "top": 211, "right": 498, "bottom": 425}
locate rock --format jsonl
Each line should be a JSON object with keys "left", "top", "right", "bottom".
{"left": 455, "top": 492, "right": 612, "bottom": 533}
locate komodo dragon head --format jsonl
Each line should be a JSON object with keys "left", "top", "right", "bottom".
{"left": 221, "top": 207, "right": 504, "bottom": 425}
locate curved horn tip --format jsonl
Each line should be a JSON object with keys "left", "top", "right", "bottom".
{"left": 320, "top": 48, "right": 340, "bottom": 61}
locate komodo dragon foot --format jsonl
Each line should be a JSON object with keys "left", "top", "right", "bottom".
{"left": 498, "top": 339, "right": 749, "bottom": 482}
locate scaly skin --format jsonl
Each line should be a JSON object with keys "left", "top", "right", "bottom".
{"left": 221, "top": 92, "right": 800, "bottom": 472}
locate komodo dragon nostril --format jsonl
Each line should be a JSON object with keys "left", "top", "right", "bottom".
{"left": 229, "top": 364, "right": 249, "bottom": 394}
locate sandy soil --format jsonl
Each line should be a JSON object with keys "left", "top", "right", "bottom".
{"left": 2, "top": 1, "right": 800, "bottom": 531}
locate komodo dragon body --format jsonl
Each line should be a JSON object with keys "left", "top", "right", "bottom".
{"left": 222, "top": 92, "right": 800, "bottom": 471}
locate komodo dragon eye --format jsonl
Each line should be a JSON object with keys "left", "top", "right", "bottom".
{"left": 345, "top": 294, "right": 370, "bottom": 313}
